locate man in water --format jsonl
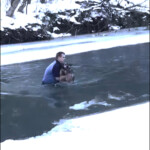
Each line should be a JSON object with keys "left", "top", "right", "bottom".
{"left": 42, "top": 52, "right": 74, "bottom": 84}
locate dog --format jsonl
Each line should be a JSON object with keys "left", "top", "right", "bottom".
{"left": 60, "top": 63, "right": 75, "bottom": 82}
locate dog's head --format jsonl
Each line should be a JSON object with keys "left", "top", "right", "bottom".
{"left": 63, "top": 64, "right": 73, "bottom": 73}
{"left": 63, "top": 64, "right": 75, "bottom": 82}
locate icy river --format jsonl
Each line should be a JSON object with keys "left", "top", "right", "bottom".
{"left": 1, "top": 42, "right": 149, "bottom": 142}
{"left": 1, "top": 28, "right": 149, "bottom": 150}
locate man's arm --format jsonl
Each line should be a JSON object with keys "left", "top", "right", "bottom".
{"left": 52, "top": 63, "right": 67, "bottom": 82}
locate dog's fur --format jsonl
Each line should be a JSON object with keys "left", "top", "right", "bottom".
{"left": 60, "top": 64, "right": 75, "bottom": 82}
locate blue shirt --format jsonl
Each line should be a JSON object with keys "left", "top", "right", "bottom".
{"left": 42, "top": 60, "right": 62, "bottom": 84}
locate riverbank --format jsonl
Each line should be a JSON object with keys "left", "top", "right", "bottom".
{"left": 1, "top": 102, "right": 149, "bottom": 150}
{"left": 1, "top": 0, "right": 149, "bottom": 44}
{"left": 1, "top": 27, "right": 149, "bottom": 66}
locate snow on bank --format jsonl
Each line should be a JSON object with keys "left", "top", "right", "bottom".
{"left": 1, "top": 27, "right": 149, "bottom": 66}
{"left": 69, "top": 99, "right": 111, "bottom": 110}
{"left": 1, "top": 102, "right": 149, "bottom": 150}
{"left": 0, "top": 0, "right": 81, "bottom": 30}
{"left": 1, "top": 0, "right": 149, "bottom": 30}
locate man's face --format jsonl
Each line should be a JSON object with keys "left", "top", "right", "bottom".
{"left": 58, "top": 54, "right": 66, "bottom": 63}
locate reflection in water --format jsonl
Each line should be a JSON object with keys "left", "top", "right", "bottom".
{"left": 1, "top": 43, "right": 149, "bottom": 142}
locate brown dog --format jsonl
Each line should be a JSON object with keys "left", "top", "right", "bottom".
{"left": 60, "top": 64, "right": 75, "bottom": 82}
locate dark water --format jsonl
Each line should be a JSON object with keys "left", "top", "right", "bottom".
{"left": 1, "top": 43, "right": 149, "bottom": 142}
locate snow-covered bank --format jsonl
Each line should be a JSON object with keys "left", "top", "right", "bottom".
{"left": 1, "top": 27, "right": 149, "bottom": 66}
{"left": 1, "top": 0, "right": 149, "bottom": 44}
{"left": 1, "top": 102, "right": 149, "bottom": 150}
{"left": 1, "top": 0, "right": 149, "bottom": 30}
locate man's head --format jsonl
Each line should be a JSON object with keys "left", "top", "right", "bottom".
{"left": 56, "top": 52, "right": 65, "bottom": 63}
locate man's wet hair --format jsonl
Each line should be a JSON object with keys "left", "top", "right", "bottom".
{"left": 56, "top": 52, "right": 65, "bottom": 59}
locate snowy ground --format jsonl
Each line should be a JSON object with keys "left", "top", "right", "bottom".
{"left": 1, "top": 102, "right": 149, "bottom": 150}
{"left": 1, "top": 0, "right": 149, "bottom": 31}
{"left": 1, "top": 27, "right": 149, "bottom": 66}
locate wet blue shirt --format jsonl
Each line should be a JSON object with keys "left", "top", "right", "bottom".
{"left": 42, "top": 60, "right": 62, "bottom": 84}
